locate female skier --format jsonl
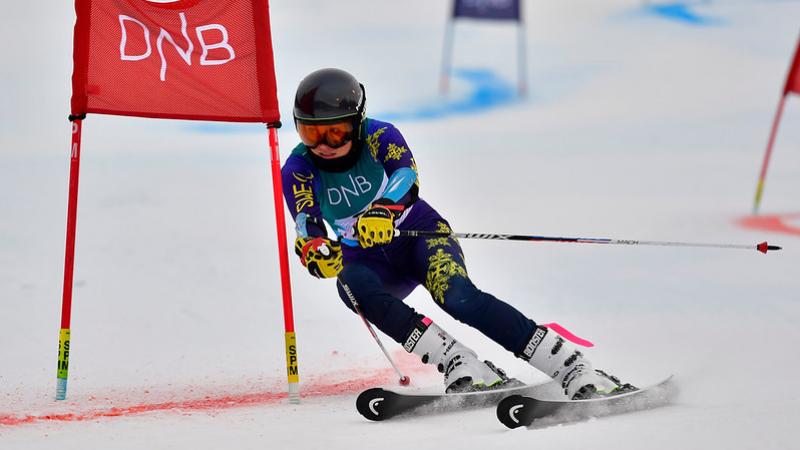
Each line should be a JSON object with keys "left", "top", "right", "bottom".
{"left": 281, "top": 68, "right": 632, "bottom": 398}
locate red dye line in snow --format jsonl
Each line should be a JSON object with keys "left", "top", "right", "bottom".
{"left": 0, "top": 369, "right": 398, "bottom": 427}
{"left": 738, "top": 213, "right": 800, "bottom": 236}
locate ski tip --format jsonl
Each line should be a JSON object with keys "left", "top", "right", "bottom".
{"left": 496, "top": 395, "right": 529, "bottom": 429}
{"left": 757, "top": 242, "right": 782, "bottom": 254}
{"left": 356, "top": 388, "right": 390, "bottom": 422}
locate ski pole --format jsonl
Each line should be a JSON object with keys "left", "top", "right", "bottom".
{"left": 396, "top": 230, "right": 782, "bottom": 254}
{"left": 337, "top": 276, "right": 410, "bottom": 386}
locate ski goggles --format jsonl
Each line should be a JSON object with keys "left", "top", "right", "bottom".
{"left": 296, "top": 120, "right": 354, "bottom": 149}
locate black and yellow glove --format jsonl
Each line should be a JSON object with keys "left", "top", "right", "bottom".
{"left": 294, "top": 237, "right": 343, "bottom": 278}
{"left": 356, "top": 201, "right": 405, "bottom": 248}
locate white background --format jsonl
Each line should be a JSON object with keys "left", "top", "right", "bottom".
{"left": 1, "top": 1, "right": 799, "bottom": 449}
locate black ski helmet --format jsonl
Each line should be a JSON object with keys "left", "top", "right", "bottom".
{"left": 293, "top": 68, "right": 366, "bottom": 138}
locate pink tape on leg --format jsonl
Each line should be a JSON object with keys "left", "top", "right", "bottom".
{"left": 542, "top": 322, "right": 594, "bottom": 348}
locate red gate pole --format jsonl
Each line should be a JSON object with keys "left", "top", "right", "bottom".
{"left": 752, "top": 95, "right": 787, "bottom": 215}
{"left": 56, "top": 115, "right": 85, "bottom": 400}
{"left": 753, "top": 34, "right": 800, "bottom": 215}
{"left": 267, "top": 124, "right": 300, "bottom": 403}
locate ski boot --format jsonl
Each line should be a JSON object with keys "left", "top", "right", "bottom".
{"left": 404, "top": 318, "right": 509, "bottom": 393}
{"left": 519, "top": 325, "right": 637, "bottom": 399}
{"left": 571, "top": 369, "right": 637, "bottom": 399}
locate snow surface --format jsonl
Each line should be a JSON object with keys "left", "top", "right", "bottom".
{"left": 2, "top": 0, "right": 800, "bottom": 449}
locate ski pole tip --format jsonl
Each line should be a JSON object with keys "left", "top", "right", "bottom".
{"left": 757, "top": 242, "right": 782, "bottom": 254}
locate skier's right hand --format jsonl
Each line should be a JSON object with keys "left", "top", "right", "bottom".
{"left": 294, "top": 237, "right": 343, "bottom": 279}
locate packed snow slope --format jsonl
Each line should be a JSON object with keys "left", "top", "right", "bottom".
{"left": 1, "top": 1, "right": 799, "bottom": 449}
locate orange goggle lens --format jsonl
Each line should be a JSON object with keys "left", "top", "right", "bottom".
{"left": 297, "top": 121, "right": 354, "bottom": 149}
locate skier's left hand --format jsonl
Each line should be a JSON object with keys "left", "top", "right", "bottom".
{"left": 356, "top": 201, "right": 404, "bottom": 248}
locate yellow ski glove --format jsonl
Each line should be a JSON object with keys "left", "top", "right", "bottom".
{"left": 294, "top": 237, "right": 343, "bottom": 278}
{"left": 356, "top": 202, "right": 404, "bottom": 248}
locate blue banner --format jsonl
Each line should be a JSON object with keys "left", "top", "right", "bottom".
{"left": 453, "top": 0, "right": 521, "bottom": 21}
